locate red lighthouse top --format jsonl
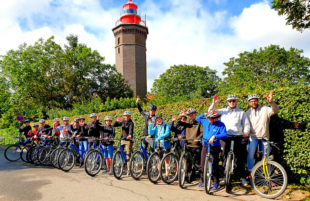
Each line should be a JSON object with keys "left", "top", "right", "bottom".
{"left": 119, "top": 0, "right": 141, "bottom": 25}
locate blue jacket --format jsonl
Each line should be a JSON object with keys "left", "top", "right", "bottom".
{"left": 148, "top": 122, "right": 171, "bottom": 150}
{"left": 196, "top": 114, "right": 227, "bottom": 147}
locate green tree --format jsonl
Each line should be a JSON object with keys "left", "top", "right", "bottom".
{"left": 218, "top": 45, "right": 310, "bottom": 95}
{"left": 272, "top": 0, "right": 310, "bottom": 32}
{"left": 151, "top": 65, "right": 220, "bottom": 101}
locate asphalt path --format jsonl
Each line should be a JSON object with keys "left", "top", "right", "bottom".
{"left": 0, "top": 146, "right": 271, "bottom": 201}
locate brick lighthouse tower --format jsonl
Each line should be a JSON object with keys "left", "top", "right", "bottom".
{"left": 112, "top": 0, "right": 148, "bottom": 98}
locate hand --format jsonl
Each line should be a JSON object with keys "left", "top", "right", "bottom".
{"left": 39, "top": 131, "right": 42, "bottom": 135}
{"left": 136, "top": 96, "right": 140, "bottom": 104}
{"left": 117, "top": 117, "right": 123, "bottom": 122}
{"left": 178, "top": 136, "right": 183, "bottom": 140}
{"left": 267, "top": 91, "right": 273, "bottom": 103}
{"left": 97, "top": 115, "right": 101, "bottom": 120}
{"left": 104, "top": 137, "right": 109, "bottom": 140}
{"left": 209, "top": 136, "right": 215, "bottom": 144}
{"left": 243, "top": 133, "right": 248, "bottom": 138}
{"left": 20, "top": 125, "right": 24, "bottom": 129}
{"left": 127, "top": 135, "right": 132, "bottom": 140}
{"left": 146, "top": 135, "right": 151, "bottom": 140}
{"left": 180, "top": 109, "right": 186, "bottom": 116}
{"left": 171, "top": 115, "right": 177, "bottom": 122}
{"left": 194, "top": 139, "right": 199, "bottom": 143}
{"left": 213, "top": 94, "right": 219, "bottom": 104}
{"left": 156, "top": 139, "right": 159, "bottom": 144}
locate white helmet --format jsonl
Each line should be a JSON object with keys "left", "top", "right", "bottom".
{"left": 39, "top": 119, "right": 45, "bottom": 123}
{"left": 90, "top": 113, "right": 97, "bottom": 118}
{"left": 104, "top": 116, "right": 113, "bottom": 121}
{"left": 123, "top": 111, "right": 131, "bottom": 116}
{"left": 227, "top": 95, "right": 238, "bottom": 101}
{"left": 62, "top": 117, "right": 69, "bottom": 121}
{"left": 248, "top": 94, "right": 259, "bottom": 101}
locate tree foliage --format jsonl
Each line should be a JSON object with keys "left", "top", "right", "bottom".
{"left": 151, "top": 65, "right": 220, "bottom": 101}
{"left": 272, "top": 0, "right": 310, "bottom": 32}
{"left": 218, "top": 45, "right": 310, "bottom": 95}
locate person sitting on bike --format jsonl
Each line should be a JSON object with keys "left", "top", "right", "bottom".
{"left": 246, "top": 91, "right": 279, "bottom": 179}
{"left": 77, "top": 116, "right": 89, "bottom": 155}
{"left": 53, "top": 118, "right": 61, "bottom": 136}
{"left": 136, "top": 96, "right": 157, "bottom": 153}
{"left": 54, "top": 117, "right": 73, "bottom": 144}
{"left": 170, "top": 110, "right": 187, "bottom": 148}
{"left": 196, "top": 110, "right": 227, "bottom": 190}
{"left": 113, "top": 111, "right": 134, "bottom": 162}
{"left": 87, "top": 113, "right": 102, "bottom": 148}
{"left": 209, "top": 94, "right": 250, "bottom": 186}
{"left": 20, "top": 120, "right": 32, "bottom": 140}
{"left": 27, "top": 123, "right": 39, "bottom": 143}
{"left": 100, "top": 116, "right": 115, "bottom": 174}
{"left": 37, "top": 119, "right": 52, "bottom": 139}
{"left": 177, "top": 108, "right": 203, "bottom": 184}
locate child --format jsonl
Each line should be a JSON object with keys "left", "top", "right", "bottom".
{"left": 196, "top": 110, "right": 227, "bottom": 190}
{"left": 101, "top": 116, "right": 115, "bottom": 174}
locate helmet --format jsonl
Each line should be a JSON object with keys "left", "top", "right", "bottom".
{"left": 74, "top": 118, "right": 79, "bottom": 123}
{"left": 90, "top": 113, "right": 97, "bottom": 118}
{"left": 206, "top": 110, "right": 222, "bottom": 119}
{"left": 104, "top": 116, "right": 113, "bottom": 121}
{"left": 33, "top": 123, "right": 39, "bottom": 127}
{"left": 149, "top": 104, "right": 157, "bottom": 111}
{"left": 39, "top": 119, "right": 45, "bottom": 123}
{"left": 24, "top": 120, "right": 30, "bottom": 123}
{"left": 79, "top": 116, "right": 85, "bottom": 120}
{"left": 227, "top": 95, "right": 238, "bottom": 101}
{"left": 53, "top": 118, "right": 60, "bottom": 122}
{"left": 155, "top": 114, "right": 163, "bottom": 120}
{"left": 123, "top": 111, "right": 131, "bottom": 116}
{"left": 62, "top": 117, "right": 69, "bottom": 121}
{"left": 186, "top": 108, "right": 197, "bottom": 115}
{"left": 248, "top": 94, "right": 259, "bottom": 101}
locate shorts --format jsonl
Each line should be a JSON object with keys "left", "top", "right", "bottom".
{"left": 103, "top": 145, "right": 114, "bottom": 159}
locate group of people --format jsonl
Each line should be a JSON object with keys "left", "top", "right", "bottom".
{"left": 19, "top": 91, "right": 279, "bottom": 190}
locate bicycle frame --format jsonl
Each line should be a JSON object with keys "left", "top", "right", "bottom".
{"left": 118, "top": 141, "right": 127, "bottom": 164}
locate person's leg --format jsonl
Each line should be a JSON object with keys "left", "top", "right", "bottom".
{"left": 211, "top": 146, "right": 221, "bottom": 184}
{"left": 79, "top": 141, "right": 84, "bottom": 156}
{"left": 247, "top": 138, "right": 259, "bottom": 172}
{"left": 200, "top": 146, "right": 207, "bottom": 185}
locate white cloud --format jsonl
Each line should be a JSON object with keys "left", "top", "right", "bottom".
{"left": 0, "top": 0, "right": 309, "bottom": 92}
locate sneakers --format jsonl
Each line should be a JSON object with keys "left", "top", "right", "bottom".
{"left": 240, "top": 177, "right": 248, "bottom": 186}
{"left": 198, "top": 183, "right": 205, "bottom": 189}
{"left": 210, "top": 182, "right": 219, "bottom": 190}
{"left": 219, "top": 177, "right": 226, "bottom": 186}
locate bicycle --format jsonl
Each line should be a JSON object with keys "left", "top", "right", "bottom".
{"left": 203, "top": 141, "right": 214, "bottom": 194}
{"left": 251, "top": 139, "right": 288, "bottom": 199}
{"left": 178, "top": 139, "right": 201, "bottom": 189}
{"left": 160, "top": 138, "right": 181, "bottom": 184}
{"left": 112, "top": 139, "right": 130, "bottom": 179}
{"left": 4, "top": 136, "right": 32, "bottom": 162}
{"left": 146, "top": 142, "right": 167, "bottom": 184}
{"left": 129, "top": 138, "right": 152, "bottom": 180}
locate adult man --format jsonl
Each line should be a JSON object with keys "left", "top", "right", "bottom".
{"left": 178, "top": 108, "right": 203, "bottom": 184}
{"left": 246, "top": 91, "right": 279, "bottom": 177}
{"left": 19, "top": 120, "right": 32, "bottom": 139}
{"left": 136, "top": 97, "right": 157, "bottom": 152}
{"left": 209, "top": 94, "right": 250, "bottom": 186}
{"left": 37, "top": 119, "right": 52, "bottom": 138}
{"left": 113, "top": 111, "right": 134, "bottom": 162}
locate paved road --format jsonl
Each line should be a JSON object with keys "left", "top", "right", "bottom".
{"left": 0, "top": 147, "right": 271, "bottom": 201}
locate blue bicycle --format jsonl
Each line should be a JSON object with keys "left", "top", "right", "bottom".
{"left": 4, "top": 136, "right": 32, "bottom": 162}
{"left": 129, "top": 138, "right": 152, "bottom": 180}
{"left": 203, "top": 141, "right": 213, "bottom": 194}
{"left": 112, "top": 139, "right": 129, "bottom": 179}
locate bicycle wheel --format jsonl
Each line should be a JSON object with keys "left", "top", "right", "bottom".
{"left": 112, "top": 151, "right": 124, "bottom": 179}
{"left": 58, "top": 149, "right": 75, "bottom": 172}
{"left": 204, "top": 155, "right": 213, "bottom": 194}
{"left": 20, "top": 146, "right": 30, "bottom": 163}
{"left": 147, "top": 152, "right": 161, "bottom": 184}
{"left": 38, "top": 147, "right": 48, "bottom": 165}
{"left": 178, "top": 153, "right": 187, "bottom": 188}
{"left": 4, "top": 145, "right": 21, "bottom": 162}
{"left": 51, "top": 147, "right": 63, "bottom": 168}
{"left": 251, "top": 160, "right": 288, "bottom": 199}
{"left": 31, "top": 146, "right": 40, "bottom": 165}
{"left": 160, "top": 152, "right": 178, "bottom": 184}
{"left": 225, "top": 154, "right": 233, "bottom": 193}
{"left": 84, "top": 150, "right": 103, "bottom": 177}
{"left": 129, "top": 151, "right": 145, "bottom": 180}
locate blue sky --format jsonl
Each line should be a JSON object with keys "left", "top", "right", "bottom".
{"left": 0, "top": 0, "right": 309, "bottom": 91}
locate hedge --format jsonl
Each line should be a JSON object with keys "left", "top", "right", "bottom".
{"left": 1, "top": 85, "right": 309, "bottom": 184}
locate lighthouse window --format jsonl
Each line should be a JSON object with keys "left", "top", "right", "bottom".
{"left": 118, "top": 37, "right": 120, "bottom": 45}
{"left": 118, "top": 47, "right": 120, "bottom": 54}
{"left": 125, "top": 9, "right": 137, "bottom": 14}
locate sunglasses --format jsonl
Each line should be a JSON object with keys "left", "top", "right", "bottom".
{"left": 228, "top": 100, "right": 236, "bottom": 103}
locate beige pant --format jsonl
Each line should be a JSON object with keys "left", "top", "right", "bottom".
{"left": 121, "top": 140, "right": 133, "bottom": 161}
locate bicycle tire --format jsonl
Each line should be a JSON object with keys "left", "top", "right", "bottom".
{"left": 204, "top": 155, "right": 212, "bottom": 194}
{"left": 20, "top": 146, "right": 29, "bottom": 163}
{"left": 58, "top": 149, "right": 75, "bottom": 172}
{"left": 160, "top": 152, "right": 178, "bottom": 184}
{"left": 31, "top": 146, "right": 40, "bottom": 165}
{"left": 84, "top": 150, "right": 103, "bottom": 177}
{"left": 147, "top": 152, "right": 161, "bottom": 184}
{"left": 51, "top": 147, "right": 63, "bottom": 168}
{"left": 225, "top": 153, "right": 232, "bottom": 193}
{"left": 129, "top": 151, "right": 145, "bottom": 180}
{"left": 112, "top": 151, "right": 124, "bottom": 179}
{"left": 251, "top": 160, "right": 288, "bottom": 199}
{"left": 38, "top": 147, "right": 48, "bottom": 165}
{"left": 178, "top": 153, "right": 187, "bottom": 188}
{"left": 4, "top": 145, "right": 21, "bottom": 162}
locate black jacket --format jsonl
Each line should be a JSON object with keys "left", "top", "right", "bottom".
{"left": 37, "top": 124, "right": 52, "bottom": 136}
{"left": 100, "top": 125, "right": 115, "bottom": 145}
{"left": 137, "top": 103, "right": 156, "bottom": 136}
{"left": 78, "top": 124, "right": 89, "bottom": 141}
{"left": 87, "top": 120, "right": 102, "bottom": 138}
{"left": 113, "top": 119, "right": 134, "bottom": 141}
{"left": 19, "top": 126, "right": 32, "bottom": 136}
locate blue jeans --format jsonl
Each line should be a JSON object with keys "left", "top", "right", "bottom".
{"left": 103, "top": 145, "right": 114, "bottom": 159}
{"left": 79, "top": 141, "right": 89, "bottom": 157}
{"left": 247, "top": 138, "right": 268, "bottom": 171}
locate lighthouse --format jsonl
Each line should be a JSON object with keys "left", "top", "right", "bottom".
{"left": 112, "top": 0, "right": 148, "bottom": 98}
